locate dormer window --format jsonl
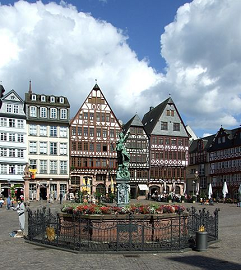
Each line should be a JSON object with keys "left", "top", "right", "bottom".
{"left": 41, "top": 95, "right": 46, "bottom": 102}
{"left": 50, "top": 96, "right": 55, "bottom": 103}
{"left": 60, "top": 97, "right": 64, "bottom": 103}
{"left": 31, "top": 95, "right": 36, "bottom": 101}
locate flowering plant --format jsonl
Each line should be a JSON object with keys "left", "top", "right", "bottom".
{"left": 61, "top": 203, "right": 185, "bottom": 215}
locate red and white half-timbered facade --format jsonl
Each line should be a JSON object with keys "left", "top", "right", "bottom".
{"left": 142, "top": 97, "right": 190, "bottom": 197}
{"left": 69, "top": 84, "right": 122, "bottom": 196}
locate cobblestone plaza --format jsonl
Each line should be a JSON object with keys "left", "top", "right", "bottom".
{"left": 0, "top": 201, "right": 240, "bottom": 270}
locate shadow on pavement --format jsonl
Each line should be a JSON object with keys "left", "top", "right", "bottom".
{"left": 167, "top": 255, "right": 241, "bottom": 270}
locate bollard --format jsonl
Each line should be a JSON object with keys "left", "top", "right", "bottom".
{"left": 196, "top": 231, "right": 208, "bottom": 251}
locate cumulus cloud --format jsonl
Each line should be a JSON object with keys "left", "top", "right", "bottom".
{"left": 0, "top": 0, "right": 159, "bottom": 122}
{"left": 1, "top": 0, "right": 241, "bottom": 136}
{"left": 155, "top": 0, "right": 241, "bottom": 132}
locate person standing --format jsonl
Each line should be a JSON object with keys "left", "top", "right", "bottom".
{"left": 6, "top": 196, "right": 11, "bottom": 210}
{"left": 59, "top": 193, "right": 63, "bottom": 204}
{"left": 16, "top": 200, "right": 25, "bottom": 232}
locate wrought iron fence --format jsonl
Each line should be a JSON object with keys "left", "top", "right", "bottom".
{"left": 26, "top": 207, "right": 219, "bottom": 252}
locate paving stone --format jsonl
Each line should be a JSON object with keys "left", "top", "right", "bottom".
{"left": 0, "top": 200, "right": 241, "bottom": 270}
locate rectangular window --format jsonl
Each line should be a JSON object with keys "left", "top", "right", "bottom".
{"left": 0, "top": 133, "right": 7, "bottom": 141}
{"left": 9, "top": 133, "right": 16, "bottom": 142}
{"left": 103, "top": 129, "right": 107, "bottom": 138}
{"left": 17, "top": 120, "right": 24, "bottom": 128}
{"left": 84, "top": 142, "right": 88, "bottom": 151}
{"left": 90, "top": 113, "right": 94, "bottom": 120}
{"left": 9, "top": 148, "right": 16, "bottom": 157}
{"left": 161, "top": 122, "right": 168, "bottom": 130}
{"left": 72, "top": 127, "right": 76, "bottom": 136}
{"left": 50, "top": 142, "right": 57, "bottom": 155}
{"left": 89, "top": 128, "right": 94, "bottom": 137}
{"left": 0, "top": 164, "right": 7, "bottom": 174}
{"left": 60, "top": 143, "right": 67, "bottom": 155}
{"left": 106, "top": 114, "right": 110, "bottom": 122}
{"left": 0, "top": 148, "right": 7, "bottom": 157}
{"left": 72, "top": 142, "right": 76, "bottom": 151}
{"left": 166, "top": 110, "right": 170, "bottom": 116}
{"left": 9, "top": 165, "right": 15, "bottom": 174}
{"left": 77, "top": 127, "right": 82, "bottom": 136}
{"left": 7, "top": 104, "right": 12, "bottom": 113}
{"left": 103, "top": 144, "right": 107, "bottom": 152}
{"left": 40, "top": 107, "right": 47, "bottom": 118}
{"left": 29, "top": 142, "right": 37, "bottom": 154}
{"left": 40, "top": 125, "right": 47, "bottom": 136}
{"left": 173, "top": 123, "right": 180, "bottom": 131}
{"left": 9, "top": 119, "right": 15, "bottom": 127}
{"left": 89, "top": 143, "right": 94, "bottom": 152}
{"left": 102, "top": 113, "right": 105, "bottom": 122}
{"left": 17, "top": 149, "right": 24, "bottom": 158}
{"left": 110, "top": 130, "right": 114, "bottom": 138}
{"left": 96, "top": 128, "right": 101, "bottom": 137}
{"left": 60, "top": 161, "right": 67, "bottom": 174}
{"left": 17, "top": 134, "right": 24, "bottom": 143}
{"left": 13, "top": 105, "right": 19, "bottom": 113}
{"left": 29, "top": 159, "right": 37, "bottom": 169}
{"left": 39, "top": 142, "right": 47, "bottom": 154}
{"left": 171, "top": 139, "right": 176, "bottom": 145}
{"left": 60, "top": 127, "right": 67, "bottom": 137}
{"left": 60, "top": 109, "right": 67, "bottom": 119}
{"left": 96, "top": 113, "right": 100, "bottom": 122}
{"left": 96, "top": 143, "right": 101, "bottom": 152}
{"left": 50, "top": 108, "right": 57, "bottom": 119}
{"left": 17, "top": 165, "right": 24, "bottom": 175}
{"left": 178, "top": 139, "right": 183, "bottom": 146}
{"left": 50, "top": 160, "right": 57, "bottom": 174}
{"left": 84, "top": 112, "right": 88, "bottom": 119}
{"left": 78, "top": 142, "right": 82, "bottom": 151}
{"left": 96, "top": 159, "right": 101, "bottom": 167}
{"left": 50, "top": 126, "right": 57, "bottom": 137}
{"left": 165, "top": 138, "right": 170, "bottom": 145}
{"left": 30, "top": 106, "right": 37, "bottom": 117}
{"left": 84, "top": 127, "right": 88, "bottom": 136}
{"left": 29, "top": 124, "right": 37, "bottom": 136}
{"left": 0, "top": 118, "right": 7, "bottom": 127}
{"left": 40, "top": 160, "right": 47, "bottom": 174}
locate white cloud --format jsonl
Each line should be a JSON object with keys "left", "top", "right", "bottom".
{"left": 152, "top": 0, "right": 241, "bottom": 132}
{"left": 0, "top": 0, "right": 159, "bottom": 121}
{"left": 1, "top": 0, "right": 241, "bottom": 136}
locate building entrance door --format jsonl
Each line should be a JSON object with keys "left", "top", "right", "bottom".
{"left": 40, "top": 187, "right": 47, "bottom": 200}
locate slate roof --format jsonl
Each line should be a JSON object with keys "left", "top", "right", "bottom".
{"left": 142, "top": 97, "right": 173, "bottom": 135}
{"left": 189, "top": 134, "right": 215, "bottom": 153}
{"left": 123, "top": 114, "right": 143, "bottom": 134}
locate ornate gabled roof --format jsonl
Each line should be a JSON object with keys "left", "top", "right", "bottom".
{"left": 2, "top": 89, "right": 24, "bottom": 103}
{"left": 142, "top": 97, "right": 174, "bottom": 135}
{"left": 123, "top": 114, "right": 143, "bottom": 134}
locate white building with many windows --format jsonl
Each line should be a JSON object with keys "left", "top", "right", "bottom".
{"left": 0, "top": 89, "right": 27, "bottom": 199}
{"left": 24, "top": 83, "right": 70, "bottom": 201}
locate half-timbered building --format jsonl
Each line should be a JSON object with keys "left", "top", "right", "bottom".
{"left": 187, "top": 135, "right": 215, "bottom": 197}
{"left": 122, "top": 114, "right": 149, "bottom": 199}
{"left": 69, "top": 84, "right": 122, "bottom": 196}
{"left": 142, "top": 97, "right": 190, "bottom": 197}
{"left": 208, "top": 127, "right": 241, "bottom": 199}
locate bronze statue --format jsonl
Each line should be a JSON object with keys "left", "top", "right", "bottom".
{"left": 116, "top": 132, "right": 130, "bottom": 179}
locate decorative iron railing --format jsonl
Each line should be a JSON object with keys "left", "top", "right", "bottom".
{"left": 26, "top": 207, "right": 219, "bottom": 253}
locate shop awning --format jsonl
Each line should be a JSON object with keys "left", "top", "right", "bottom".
{"left": 138, "top": 184, "right": 149, "bottom": 191}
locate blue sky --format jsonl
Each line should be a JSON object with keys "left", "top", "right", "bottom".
{"left": 0, "top": 0, "right": 241, "bottom": 138}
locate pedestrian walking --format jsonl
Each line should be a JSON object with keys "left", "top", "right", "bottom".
{"left": 6, "top": 196, "right": 11, "bottom": 210}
